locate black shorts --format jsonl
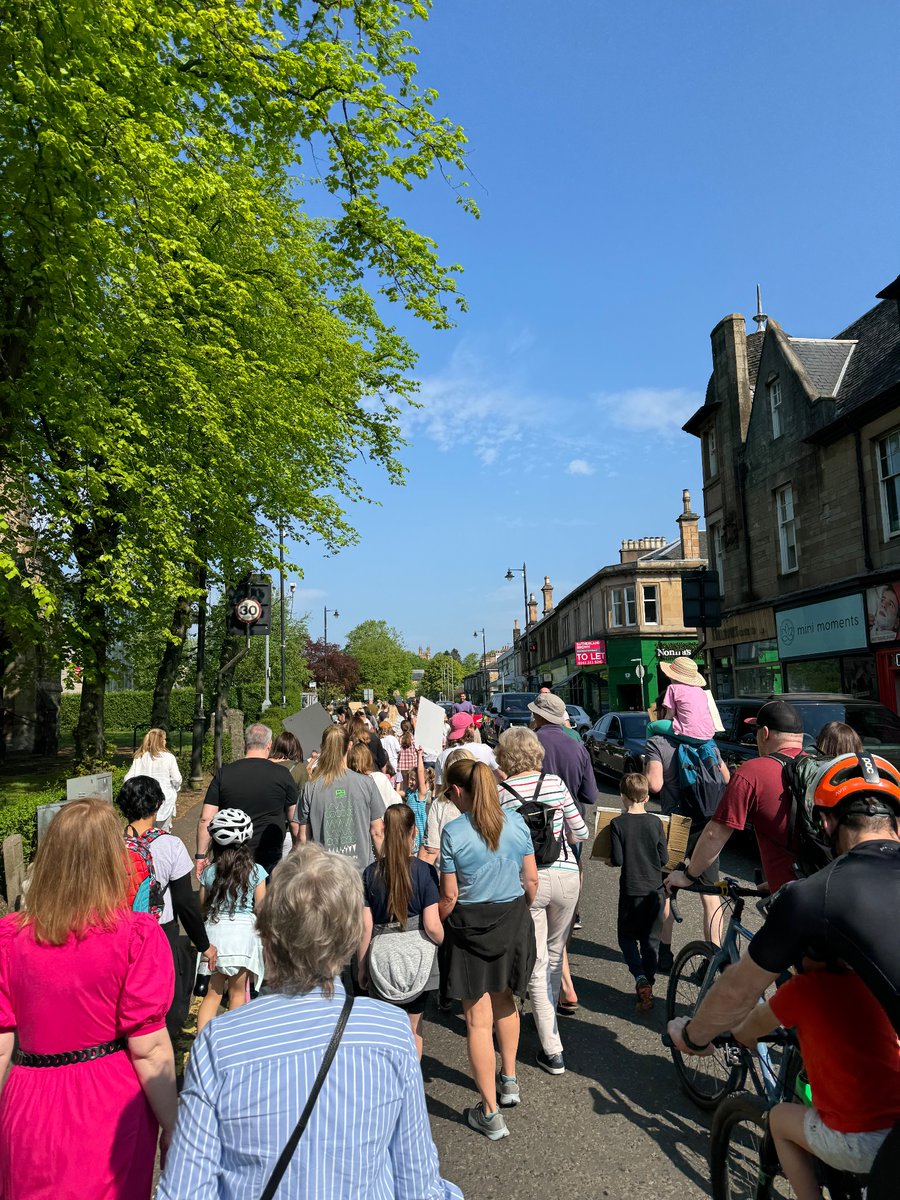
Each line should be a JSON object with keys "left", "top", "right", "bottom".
{"left": 680, "top": 823, "right": 720, "bottom": 887}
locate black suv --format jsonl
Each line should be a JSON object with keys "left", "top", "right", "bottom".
{"left": 485, "top": 693, "right": 538, "bottom": 736}
{"left": 714, "top": 693, "right": 900, "bottom": 770}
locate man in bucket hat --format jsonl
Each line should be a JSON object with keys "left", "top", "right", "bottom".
{"left": 666, "top": 699, "right": 806, "bottom": 899}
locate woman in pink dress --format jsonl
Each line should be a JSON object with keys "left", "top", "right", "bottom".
{"left": 0, "top": 797, "right": 177, "bottom": 1200}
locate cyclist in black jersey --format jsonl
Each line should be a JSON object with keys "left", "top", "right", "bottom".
{"left": 668, "top": 752, "right": 900, "bottom": 1191}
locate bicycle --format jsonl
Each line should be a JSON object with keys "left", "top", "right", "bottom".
{"left": 706, "top": 1029, "right": 867, "bottom": 1200}
{"left": 666, "top": 878, "right": 777, "bottom": 1109}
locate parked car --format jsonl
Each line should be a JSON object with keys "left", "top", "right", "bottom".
{"left": 714, "top": 693, "right": 900, "bottom": 770}
{"left": 585, "top": 711, "right": 649, "bottom": 779}
{"left": 565, "top": 704, "right": 593, "bottom": 736}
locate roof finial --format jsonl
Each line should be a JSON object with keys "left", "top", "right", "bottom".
{"left": 753, "top": 283, "right": 768, "bottom": 332}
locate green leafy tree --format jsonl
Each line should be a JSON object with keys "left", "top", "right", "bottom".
{"left": 418, "top": 652, "right": 465, "bottom": 701}
{"left": 344, "top": 620, "right": 413, "bottom": 698}
{"left": 1, "top": 1, "right": 473, "bottom": 763}
{"left": 462, "top": 652, "right": 481, "bottom": 674}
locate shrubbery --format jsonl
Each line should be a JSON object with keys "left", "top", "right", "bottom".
{"left": 59, "top": 689, "right": 197, "bottom": 734}
{"left": 0, "top": 766, "right": 128, "bottom": 895}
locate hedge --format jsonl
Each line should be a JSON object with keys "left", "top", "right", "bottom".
{"left": 59, "top": 686, "right": 305, "bottom": 733}
{"left": 0, "top": 766, "right": 128, "bottom": 895}
{"left": 60, "top": 689, "right": 197, "bottom": 734}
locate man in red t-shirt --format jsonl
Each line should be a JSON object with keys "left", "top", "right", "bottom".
{"left": 732, "top": 958, "right": 900, "bottom": 1192}
{"left": 666, "top": 700, "right": 804, "bottom": 894}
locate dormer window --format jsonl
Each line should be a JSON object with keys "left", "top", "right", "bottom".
{"left": 768, "top": 376, "right": 783, "bottom": 439}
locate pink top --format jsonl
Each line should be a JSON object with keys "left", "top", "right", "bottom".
{"left": 663, "top": 682, "right": 716, "bottom": 740}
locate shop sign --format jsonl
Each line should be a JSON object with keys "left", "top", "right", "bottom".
{"left": 776, "top": 594, "right": 867, "bottom": 660}
{"left": 575, "top": 639, "right": 606, "bottom": 666}
{"left": 656, "top": 642, "right": 699, "bottom": 660}
{"left": 706, "top": 607, "right": 776, "bottom": 650}
{"left": 866, "top": 583, "right": 900, "bottom": 644}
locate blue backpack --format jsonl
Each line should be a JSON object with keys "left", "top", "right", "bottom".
{"left": 675, "top": 739, "right": 726, "bottom": 823}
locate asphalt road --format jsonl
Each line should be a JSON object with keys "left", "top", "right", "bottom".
{"left": 420, "top": 777, "right": 760, "bottom": 1200}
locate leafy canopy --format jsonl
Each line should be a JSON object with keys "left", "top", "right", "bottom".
{"left": 0, "top": 1, "right": 473, "bottom": 708}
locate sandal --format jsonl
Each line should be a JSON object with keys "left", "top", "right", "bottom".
{"left": 556, "top": 999, "right": 579, "bottom": 1016}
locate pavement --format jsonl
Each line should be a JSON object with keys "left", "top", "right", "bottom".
{"left": 170, "top": 779, "right": 759, "bottom": 1200}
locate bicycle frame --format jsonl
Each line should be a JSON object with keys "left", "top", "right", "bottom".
{"left": 673, "top": 879, "right": 779, "bottom": 1099}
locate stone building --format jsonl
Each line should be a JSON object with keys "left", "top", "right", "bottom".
{"left": 526, "top": 491, "right": 708, "bottom": 718}
{"left": 684, "top": 277, "right": 900, "bottom": 708}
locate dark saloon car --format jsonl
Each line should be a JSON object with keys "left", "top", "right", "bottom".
{"left": 585, "top": 711, "right": 649, "bottom": 779}
{"left": 714, "top": 693, "right": 900, "bottom": 770}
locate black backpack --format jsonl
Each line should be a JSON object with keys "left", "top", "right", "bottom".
{"left": 771, "top": 749, "right": 835, "bottom": 879}
{"left": 500, "top": 772, "right": 563, "bottom": 866}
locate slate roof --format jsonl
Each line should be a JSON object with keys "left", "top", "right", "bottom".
{"left": 746, "top": 330, "right": 765, "bottom": 393}
{"left": 831, "top": 299, "right": 900, "bottom": 417}
{"left": 638, "top": 531, "right": 708, "bottom": 562}
{"left": 787, "top": 338, "right": 856, "bottom": 398}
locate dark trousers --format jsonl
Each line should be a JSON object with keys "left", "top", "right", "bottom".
{"left": 617, "top": 891, "right": 664, "bottom": 983}
{"left": 161, "top": 919, "right": 195, "bottom": 1041}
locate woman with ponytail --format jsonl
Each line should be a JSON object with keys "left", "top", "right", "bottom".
{"left": 358, "top": 806, "right": 443, "bottom": 1058}
{"left": 439, "top": 760, "right": 538, "bottom": 1142}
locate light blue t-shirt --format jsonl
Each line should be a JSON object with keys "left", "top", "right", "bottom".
{"left": 439, "top": 811, "right": 533, "bottom": 904}
{"left": 200, "top": 862, "right": 267, "bottom": 917}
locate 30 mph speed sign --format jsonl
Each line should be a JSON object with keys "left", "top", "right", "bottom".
{"left": 234, "top": 597, "right": 263, "bottom": 625}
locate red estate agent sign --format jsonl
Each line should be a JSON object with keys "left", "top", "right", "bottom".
{"left": 575, "top": 639, "right": 607, "bottom": 666}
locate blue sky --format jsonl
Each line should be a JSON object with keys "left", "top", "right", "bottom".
{"left": 290, "top": 0, "right": 900, "bottom": 660}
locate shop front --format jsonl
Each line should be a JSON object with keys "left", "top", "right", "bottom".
{"left": 537, "top": 644, "right": 609, "bottom": 720}
{"left": 775, "top": 593, "right": 877, "bottom": 700}
{"left": 606, "top": 637, "right": 705, "bottom": 714}
{"left": 707, "top": 608, "right": 781, "bottom": 699}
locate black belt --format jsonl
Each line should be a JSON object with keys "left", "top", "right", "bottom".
{"left": 13, "top": 1037, "right": 127, "bottom": 1067}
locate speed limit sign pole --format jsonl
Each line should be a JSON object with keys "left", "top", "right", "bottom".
{"left": 214, "top": 600, "right": 257, "bottom": 770}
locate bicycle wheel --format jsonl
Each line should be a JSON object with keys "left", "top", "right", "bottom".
{"left": 667, "top": 939, "right": 746, "bottom": 1109}
{"left": 710, "top": 1093, "right": 795, "bottom": 1199}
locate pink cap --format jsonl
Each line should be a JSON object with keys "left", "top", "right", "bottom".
{"left": 448, "top": 712, "right": 474, "bottom": 741}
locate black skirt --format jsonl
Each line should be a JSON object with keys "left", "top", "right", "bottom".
{"left": 443, "top": 895, "right": 537, "bottom": 1001}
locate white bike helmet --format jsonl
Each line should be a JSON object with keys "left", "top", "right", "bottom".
{"left": 208, "top": 808, "right": 253, "bottom": 846}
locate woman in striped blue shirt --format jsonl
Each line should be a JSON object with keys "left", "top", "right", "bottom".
{"left": 159, "top": 845, "right": 460, "bottom": 1200}
{"left": 497, "top": 727, "right": 589, "bottom": 1077}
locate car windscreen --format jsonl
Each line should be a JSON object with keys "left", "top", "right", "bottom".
{"left": 798, "top": 704, "right": 900, "bottom": 747}
{"left": 500, "top": 694, "right": 537, "bottom": 716}
{"left": 621, "top": 715, "right": 650, "bottom": 740}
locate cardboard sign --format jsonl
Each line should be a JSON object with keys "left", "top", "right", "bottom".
{"left": 414, "top": 697, "right": 446, "bottom": 756}
{"left": 590, "top": 806, "right": 691, "bottom": 872}
{"left": 281, "top": 703, "right": 334, "bottom": 757}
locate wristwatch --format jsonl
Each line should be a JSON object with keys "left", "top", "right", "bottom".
{"left": 682, "top": 1022, "right": 711, "bottom": 1053}
{"left": 194, "top": 853, "right": 208, "bottom": 860}
{"left": 684, "top": 866, "right": 701, "bottom": 884}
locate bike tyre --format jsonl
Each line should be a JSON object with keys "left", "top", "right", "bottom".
{"left": 667, "top": 939, "right": 746, "bottom": 1110}
{"left": 710, "top": 1092, "right": 778, "bottom": 1200}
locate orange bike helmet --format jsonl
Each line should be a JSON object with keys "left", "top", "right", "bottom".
{"left": 813, "top": 752, "right": 900, "bottom": 818}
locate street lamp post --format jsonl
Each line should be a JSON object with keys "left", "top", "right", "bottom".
{"left": 279, "top": 522, "right": 287, "bottom": 707}
{"left": 323, "top": 606, "right": 339, "bottom": 707}
{"left": 473, "top": 627, "right": 487, "bottom": 705}
{"left": 505, "top": 562, "right": 530, "bottom": 687}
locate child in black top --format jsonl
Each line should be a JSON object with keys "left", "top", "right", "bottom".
{"left": 609, "top": 772, "right": 668, "bottom": 1012}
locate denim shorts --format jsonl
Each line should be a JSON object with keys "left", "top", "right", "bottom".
{"left": 803, "top": 1107, "right": 892, "bottom": 1174}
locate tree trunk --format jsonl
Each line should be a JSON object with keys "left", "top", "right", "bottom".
{"left": 73, "top": 623, "right": 108, "bottom": 766}
{"left": 149, "top": 594, "right": 191, "bottom": 730}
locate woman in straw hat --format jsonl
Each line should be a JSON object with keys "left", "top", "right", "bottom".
{"left": 646, "top": 656, "right": 722, "bottom": 743}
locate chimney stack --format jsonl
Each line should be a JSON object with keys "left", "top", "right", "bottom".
{"left": 677, "top": 488, "right": 701, "bottom": 561}
{"left": 541, "top": 575, "right": 554, "bottom": 616}
{"left": 513, "top": 617, "right": 520, "bottom": 645}
{"left": 527, "top": 592, "right": 538, "bottom": 626}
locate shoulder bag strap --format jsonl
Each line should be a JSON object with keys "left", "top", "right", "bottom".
{"left": 532, "top": 771, "right": 547, "bottom": 802}
{"left": 499, "top": 779, "right": 521, "bottom": 801}
{"left": 258, "top": 991, "right": 354, "bottom": 1200}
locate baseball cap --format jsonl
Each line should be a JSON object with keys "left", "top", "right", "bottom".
{"left": 527, "top": 692, "right": 568, "bottom": 725}
{"left": 746, "top": 700, "right": 804, "bottom": 735}
{"left": 448, "top": 712, "right": 474, "bottom": 741}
